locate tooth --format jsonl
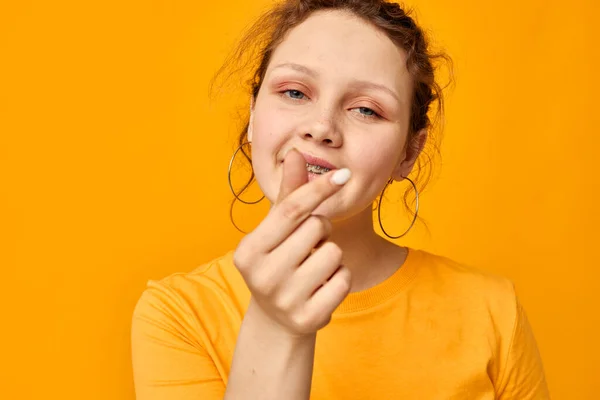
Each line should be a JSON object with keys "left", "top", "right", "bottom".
{"left": 305, "top": 162, "right": 330, "bottom": 175}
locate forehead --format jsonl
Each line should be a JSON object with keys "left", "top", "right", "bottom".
{"left": 267, "top": 10, "right": 412, "bottom": 98}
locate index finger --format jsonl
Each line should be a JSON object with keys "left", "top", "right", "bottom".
{"left": 275, "top": 148, "right": 309, "bottom": 205}
{"left": 251, "top": 166, "right": 351, "bottom": 253}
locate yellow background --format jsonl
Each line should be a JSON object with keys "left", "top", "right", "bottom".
{"left": 1, "top": 0, "right": 598, "bottom": 398}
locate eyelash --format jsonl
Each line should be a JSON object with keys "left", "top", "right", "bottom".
{"left": 279, "top": 89, "right": 383, "bottom": 120}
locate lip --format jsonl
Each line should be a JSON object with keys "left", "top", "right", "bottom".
{"left": 300, "top": 152, "right": 338, "bottom": 170}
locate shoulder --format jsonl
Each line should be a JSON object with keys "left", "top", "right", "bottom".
{"left": 132, "top": 249, "right": 249, "bottom": 334}
{"left": 411, "top": 250, "right": 549, "bottom": 396}
{"left": 147, "top": 249, "right": 245, "bottom": 298}
{"left": 414, "top": 249, "right": 516, "bottom": 299}
{"left": 411, "top": 248, "right": 519, "bottom": 328}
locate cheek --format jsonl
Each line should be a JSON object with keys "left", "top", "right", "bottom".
{"left": 249, "top": 107, "right": 295, "bottom": 200}
{"left": 251, "top": 108, "right": 290, "bottom": 160}
{"left": 355, "top": 138, "right": 401, "bottom": 176}
{"left": 347, "top": 136, "right": 403, "bottom": 200}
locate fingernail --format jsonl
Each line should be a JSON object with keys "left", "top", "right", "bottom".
{"left": 331, "top": 168, "right": 351, "bottom": 185}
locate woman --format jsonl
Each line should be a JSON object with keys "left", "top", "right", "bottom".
{"left": 131, "top": 0, "right": 550, "bottom": 398}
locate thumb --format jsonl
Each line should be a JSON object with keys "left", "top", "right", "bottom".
{"left": 276, "top": 148, "right": 308, "bottom": 205}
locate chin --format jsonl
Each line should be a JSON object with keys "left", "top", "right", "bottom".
{"left": 311, "top": 198, "right": 360, "bottom": 222}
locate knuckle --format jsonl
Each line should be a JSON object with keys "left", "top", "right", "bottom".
{"left": 274, "top": 293, "right": 294, "bottom": 313}
{"left": 233, "top": 236, "right": 258, "bottom": 272}
{"left": 339, "top": 267, "right": 352, "bottom": 290}
{"left": 290, "top": 309, "right": 331, "bottom": 333}
{"left": 315, "top": 314, "right": 332, "bottom": 331}
{"left": 279, "top": 199, "right": 306, "bottom": 221}
{"left": 335, "top": 267, "right": 352, "bottom": 294}
{"left": 303, "top": 216, "right": 323, "bottom": 238}
{"left": 233, "top": 248, "right": 249, "bottom": 272}
{"left": 323, "top": 242, "right": 343, "bottom": 263}
{"left": 249, "top": 269, "right": 277, "bottom": 295}
{"left": 289, "top": 311, "right": 314, "bottom": 333}
{"left": 311, "top": 215, "right": 331, "bottom": 238}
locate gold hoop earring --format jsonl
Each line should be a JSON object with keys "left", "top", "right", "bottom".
{"left": 228, "top": 141, "right": 264, "bottom": 234}
{"left": 227, "top": 141, "right": 265, "bottom": 205}
{"left": 377, "top": 177, "right": 419, "bottom": 239}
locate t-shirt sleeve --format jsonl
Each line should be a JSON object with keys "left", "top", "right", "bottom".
{"left": 496, "top": 291, "right": 551, "bottom": 399}
{"left": 131, "top": 281, "right": 226, "bottom": 400}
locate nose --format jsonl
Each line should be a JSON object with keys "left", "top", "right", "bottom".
{"left": 301, "top": 110, "right": 343, "bottom": 147}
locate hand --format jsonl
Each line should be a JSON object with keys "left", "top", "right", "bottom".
{"left": 233, "top": 148, "right": 352, "bottom": 337}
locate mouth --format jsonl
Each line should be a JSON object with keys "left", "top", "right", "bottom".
{"left": 300, "top": 152, "right": 338, "bottom": 175}
{"left": 279, "top": 150, "right": 339, "bottom": 177}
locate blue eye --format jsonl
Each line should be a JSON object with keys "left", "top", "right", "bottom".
{"left": 359, "top": 107, "right": 375, "bottom": 116}
{"left": 283, "top": 89, "right": 306, "bottom": 100}
{"left": 354, "top": 106, "right": 381, "bottom": 119}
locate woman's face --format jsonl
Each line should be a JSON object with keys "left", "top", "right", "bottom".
{"left": 249, "top": 10, "right": 423, "bottom": 221}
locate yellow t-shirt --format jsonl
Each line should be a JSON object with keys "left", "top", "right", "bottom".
{"left": 131, "top": 247, "right": 550, "bottom": 399}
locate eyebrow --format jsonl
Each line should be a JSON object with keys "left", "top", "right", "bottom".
{"left": 272, "top": 62, "right": 319, "bottom": 78}
{"left": 271, "top": 62, "right": 401, "bottom": 103}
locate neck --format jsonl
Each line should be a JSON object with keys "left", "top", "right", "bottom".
{"left": 327, "top": 205, "right": 407, "bottom": 293}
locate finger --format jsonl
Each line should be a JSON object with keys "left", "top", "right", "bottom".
{"left": 251, "top": 166, "right": 351, "bottom": 252}
{"left": 276, "top": 148, "right": 308, "bottom": 205}
{"left": 306, "top": 264, "right": 352, "bottom": 317}
{"left": 244, "top": 216, "right": 332, "bottom": 297}
{"left": 271, "top": 215, "right": 332, "bottom": 268}
{"left": 285, "top": 241, "right": 343, "bottom": 301}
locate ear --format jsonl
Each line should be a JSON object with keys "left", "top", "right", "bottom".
{"left": 391, "top": 128, "right": 428, "bottom": 181}
{"left": 248, "top": 96, "right": 255, "bottom": 142}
